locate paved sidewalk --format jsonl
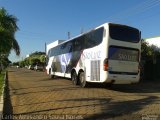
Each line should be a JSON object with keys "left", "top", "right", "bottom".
{"left": 2, "top": 68, "right": 160, "bottom": 120}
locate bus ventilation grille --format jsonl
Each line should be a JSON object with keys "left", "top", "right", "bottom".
{"left": 91, "top": 60, "right": 100, "bottom": 81}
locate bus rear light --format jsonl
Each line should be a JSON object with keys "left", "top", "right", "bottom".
{"left": 103, "top": 58, "right": 108, "bottom": 71}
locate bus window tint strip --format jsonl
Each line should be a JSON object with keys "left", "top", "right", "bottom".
{"left": 49, "top": 27, "right": 104, "bottom": 57}
{"left": 108, "top": 46, "right": 139, "bottom": 62}
{"left": 109, "top": 23, "right": 140, "bottom": 43}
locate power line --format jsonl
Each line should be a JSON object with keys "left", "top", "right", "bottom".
{"left": 18, "top": 30, "right": 47, "bottom": 36}
{"left": 110, "top": 0, "right": 158, "bottom": 20}
{"left": 114, "top": 0, "right": 160, "bottom": 22}
{"left": 18, "top": 31, "right": 52, "bottom": 37}
{"left": 106, "top": 0, "right": 160, "bottom": 22}
{"left": 16, "top": 30, "right": 56, "bottom": 40}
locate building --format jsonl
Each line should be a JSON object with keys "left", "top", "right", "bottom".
{"left": 145, "top": 36, "right": 160, "bottom": 48}
{"left": 26, "top": 54, "right": 30, "bottom": 58}
{"left": 46, "top": 40, "right": 65, "bottom": 55}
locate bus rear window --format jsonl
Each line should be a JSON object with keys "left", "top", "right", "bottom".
{"left": 108, "top": 46, "right": 139, "bottom": 62}
{"left": 109, "top": 23, "right": 140, "bottom": 43}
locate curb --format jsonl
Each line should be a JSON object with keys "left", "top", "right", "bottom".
{"left": 0, "top": 71, "right": 7, "bottom": 120}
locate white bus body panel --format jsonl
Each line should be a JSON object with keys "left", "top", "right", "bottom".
{"left": 106, "top": 35, "right": 141, "bottom": 84}
{"left": 109, "top": 60, "right": 138, "bottom": 73}
{"left": 46, "top": 56, "right": 54, "bottom": 74}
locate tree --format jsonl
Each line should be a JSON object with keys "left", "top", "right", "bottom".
{"left": 0, "top": 7, "right": 20, "bottom": 72}
{"left": 0, "top": 7, "right": 20, "bottom": 56}
{"left": 40, "top": 55, "right": 46, "bottom": 63}
{"left": 30, "top": 51, "right": 45, "bottom": 57}
{"left": 29, "top": 57, "right": 41, "bottom": 65}
{"left": 141, "top": 39, "right": 160, "bottom": 59}
{"left": 141, "top": 40, "right": 153, "bottom": 58}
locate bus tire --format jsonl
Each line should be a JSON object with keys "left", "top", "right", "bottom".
{"left": 49, "top": 69, "right": 55, "bottom": 79}
{"left": 71, "top": 72, "right": 78, "bottom": 85}
{"left": 79, "top": 72, "right": 88, "bottom": 88}
{"left": 50, "top": 74, "right": 55, "bottom": 79}
{"left": 104, "top": 83, "right": 113, "bottom": 88}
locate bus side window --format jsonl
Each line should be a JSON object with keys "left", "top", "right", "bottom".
{"left": 48, "top": 50, "right": 51, "bottom": 57}
{"left": 68, "top": 44, "right": 72, "bottom": 52}
{"left": 60, "top": 44, "right": 66, "bottom": 54}
{"left": 55, "top": 46, "right": 60, "bottom": 56}
{"left": 46, "top": 55, "right": 49, "bottom": 65}
{"left": 74, "top": 37, "right": 84, "bottom": 51}
{"left": 75, "top": 41, "right": 79, "bottom": 50}
{"left": 57, "top": 46, "right": 61, "bottom": 55}
{"left": 86, "top": 33, "right": 96, "bottom": 48}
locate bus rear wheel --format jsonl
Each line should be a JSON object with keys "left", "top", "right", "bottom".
{"left": 49, "top": 69, "right": 55, "bottom": 79}
{"left": 79, "top": 72, "right": 88, "bottom": 88}
{"left": 50, "top": 74, "right": 55, "bottom": 79}
{"left": 71, "top": 72, "right": 78, "bottom": 85}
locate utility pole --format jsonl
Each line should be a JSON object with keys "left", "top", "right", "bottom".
{"left": 68, "top": 32, "right": 70, "bottom": 39}
{"left": 81, "top": 27, "right": 84, "bottom": 34}
{"left": 45, "top": 42, "right": 47, "bottom": 54}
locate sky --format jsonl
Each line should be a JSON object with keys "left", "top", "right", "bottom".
{"left": 1, "top": 0, "right": 160, "bottom": 62}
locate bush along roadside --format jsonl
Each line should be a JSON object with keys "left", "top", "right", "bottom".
{"left": 0, "top": 71, "right": 5, "bottom": 96}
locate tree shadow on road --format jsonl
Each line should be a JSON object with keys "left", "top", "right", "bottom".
{"left": 11, "top": 96, "right": 158, "bottom": 120}
{"left": 33, "top": 76, "right": 71, "bottom": 82}
{"left": 85, "top": 81, "right": 160, "bottom": 94}
{"left": 10, "top": 86, "right": 78, "bottom": 96}
{"left": 10, "top": 84, "right": 69, "bottom": 90}
{"left": 3, "top": 75, "right": 13, "bottom": 120}
{"left": 109, "top": 82, "right": 160, "bottom": 93}
{"left": 13, "top": 97, "right": 112, "bottom": 115}
{"left": 85, "top": 96, "right": 158, "bottom": 120}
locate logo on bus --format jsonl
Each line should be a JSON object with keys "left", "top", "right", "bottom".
{"left": 82, "top": 51, "right": 101, "bottom": 60}
{"left": 118, "top": 54, "right": 137, "bottom": 61}
{"left": 60, "top": 53, "right": 72, "bottom": 72}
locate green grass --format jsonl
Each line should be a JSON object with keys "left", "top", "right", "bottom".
{"left": 0, "top": 71, "right": 5, "bottom": 95}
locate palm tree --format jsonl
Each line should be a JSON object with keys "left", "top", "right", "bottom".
{"left": 0, "top": 7, "right": 20, "bottom": 56}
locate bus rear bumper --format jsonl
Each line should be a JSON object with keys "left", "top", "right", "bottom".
{"left": 105, "top": 74, "right": 140, "bottom": 84}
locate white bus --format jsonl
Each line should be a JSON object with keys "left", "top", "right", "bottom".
{"left": 46, "top": 23, "right": 141, "bottom": 87}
